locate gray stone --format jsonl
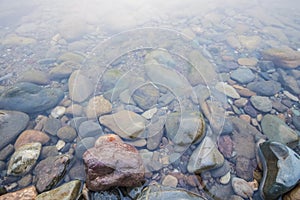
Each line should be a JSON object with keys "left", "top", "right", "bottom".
{"left": 57, "top": 126, "right": 77, "bottom": 142}
{"left": 7, "top": 142, "right": 41, "bottom": 176}
{"left": 75, "top": 137, "right": 96, "bottom": 158}
{"left": 247, "top": 80, "right": 281, "bottom": 96}
{"left": 250, "top": 96, "right": 272, "bottom": 112}
{"left": 0, "top": 144, "right": 14, "bottom": 160}
{"left": 278, "top": 69, "right": 300, "bottom": 95}
{"left": 0, "top": 110, "right": 29, "bottom": 150}
{"left": 43, "top": 118, "right": 61, "bottom": 136}
{"left": 18, "top": 70, "right": 49, "bottom": 85}
{"left": 132, "top": 83, "right": 160, "bottom": 110}
{"left": 41, "top": 146, "right": 59, "bottom": 159}
{"left": 68, "top": 70, "right": 93, "bottom": 103}
{"left": 215, "top": 82, "right": 240, "bottom": 99}
{"left": 230, "top": 67, "right": 256, "bottom": 84}
{"left": 146, "top": 116, "right": 166, "bottom": 150}
{"left": 261, "top": 114, "right": 299, "bottom": 146}
{"left": 292, "top": 115, "right": 300, "bottom": 131}
{"left": 78, "top": 120, "right": 103, "bottom": 138}
{"left": 49, "top": 62, "right": 74, "bottom": 80}
{"left": 0, "top": 82, "right": 64, "bottom": 113}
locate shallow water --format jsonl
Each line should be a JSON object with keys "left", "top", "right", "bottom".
{"left": 0, "top": 0, "right": 300, "bottom": 199}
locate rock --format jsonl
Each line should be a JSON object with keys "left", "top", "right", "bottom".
{"left": 162, "top": 175, "right": 178, "bottom": 187}
{"left": 238, "top": 35, "right": 261, "bottom": 50}
{"left": 215, "top": 82, "right": 240, "bottom": 99}
{"left": 136, "top": 184, "right": 206, "bottom": 200}
{"left": 34, "top": 154, "right": 71, "bottom": 192}
{"left": 230, "top": 67, "right": 255, "bottom": 84}
{"left": 18, "top": 174, "right": 32, "bottom": 188}
{"left": 243, "top": 103, "right": 258, "bottom": 118}
{"left": 99, "top": 110, "right": 146, "bottom": 139}
{"left": 278, "top": 69, "right": 300, "bottom": 95}
{"left": 261, "top": 114, "right": 299, "bottom": 146}
{"left": 0, "top": 186, "right": 37, "bottom": 200}
{"left": 58, "top": 52, "right": 85, "bottom": 64}
{"left": 234, "top": 98, "right": 248, "bottom": 108}
{"left": 100, "top": 69, "right": 123, "bottom": 92}
{"left": 293, "top": 115, "right": 300, "bottom": 131}
{"left": 0, "top": 82, "right": 64, "bottom": 113}
{"left": 7, "top": 142, "right": 41, "bottom": 176}
{"left": 78, "top": 120, "right": 103, "bottom": 138}
{"left": 247, "top": 80, "right": 281, "bottom": 96}
{"left": 0, "top": 144, "right": 14, "bottom": 160}
{"left": 237, "top": 57, "right": 258, "bottom": 66}
{"left": 217, "top": 135, "right": 233, "bottom": 158}
{"left": 36, "top": 180, "right": 82, "bottom": 200}
{"left": 220, "top": 171, "right": 231, "bottom": 184}
{"left": 250, "top": 96, "right": 272, "bottom": 112}
{"left": 262, "top": 47, "right": 300, "bottom": 69}
{"left": 283, "top": 183, "right": 300, "bottom": 200}
{"left": 18, "top": 69, "right": 50, "bottom": 85}
{"left": 65, "top": 104, "right": 83, "bottom": 116}
{"left": 85, "top": 95, "right": 112, "bottom": 118}
{"left": 43, "top": 118, "right": 61, "bottom": 136}
{"left": 14, "top": 130, "right": 50, "bottom": 149}
{"left": 283, "top": 90, "right": 299, "bottom": 102}
{"left": 165, "top": 111, "right": 205, "bottom": 146}
{"left": 83, "top": 134, "right": 145, "bottom": 191}
{"left": 235, "top": 156, "right": 255, "bottom": 181}
{"left": 187, "top": 137, "right": 224, "bottom": 173}
{"left": 55, "top": 140, "right": 65, "bottom": 151}
{"left": 258, "top": 141, "right": 300, "bottom": 200}
{"left": 57, "top": 126, "right": 77, "bottom": 142}
{"left": 258, "top": 60, "right": 275, "bottom": 72}
{"left": 89, "top": 188, "right": 121, "bottom": 200}
{"left": 272, "top": 100, "right": 289, "bottom": 113}
{"left": 146, "top": 116, "right": 166, "bottom": 150}
{"left": 132, "top": 83, "right": 160, "bottom": 110}
{"left": 75, "top": 137, "right": 95, "bottom": 159}
{"left": 210, "top": 160, "right": 231, "bottom": 178}
{"left": 232, "top": 177, "right": 254, "bottom": 199}
{"left": 142, "top": 107, "right": 157, "bottom": 119}
{"left": 49, "top": 62, "right": 74, "bottom": 80}
{"left": 0, "top": 110, "right": 29, "bottom": 150}
{"left": 41, "top": 146, "right": 59, "bottom": 159}
{"left": 51, "top": 106, "right": 66, "bottom": 118}
{"left": 68, "top": 70, "right": 93, "bottom": 103}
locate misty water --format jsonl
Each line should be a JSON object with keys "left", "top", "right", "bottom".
{"left": 0, "top": 0, "right": 300, "bottom": 199}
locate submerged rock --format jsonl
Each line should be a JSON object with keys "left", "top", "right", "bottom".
{"left": 136, "top": 184, "right": 206, "bottom": 200}
{"left": 0, "top": 110, "right": 29, "bottom": 150}
{"left": 0, "top": 82, "right": 64, "bottom": 113}
{"left": 83, "top": 134, "right": 145, "bottom": 191}
{"left": 258, "top": 141, "right": 300, "bottom": 200}
{"left": 68, "top": 70, "right": 93, "bottom": 103}
{"left": 0, "top": 186, "right": 37, "bottom": 199}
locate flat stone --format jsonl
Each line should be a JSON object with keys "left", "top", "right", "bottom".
{"left": 68, "top": 70, "right": 93, "bottom": 103}
{"left": 0, "top": 144, "right": 14, "bottom": 160}
{"left": 7, "top": 142, "right": 41, "bottom": 176}
{"left": 50, "top": 106, "right": 66, "bottom": 118}
{"left": 247, "top": 80, "right": 281, "bottom": 96}
{"left": 18, "top": 70, "right": 49, "bottom": 85}
{"left": 36, "top": 180, "right": 82, "bottom": 200}
{"left": 99, "top": 110, "right": 146, "bottom": 139}
{"left": 230, "top": 67, "right": 255, "bottom": 84}
{"left": 237, "top": 57, "right": 258, "bottom": 66}
{"left": 49, "top": 62, "right": 74, "bottom": 80}
{"left": 250, "top": 96, "right": 272, "bottom": 112}
{"left": 0, "top": 82, "right": 64, "bottom": 113}
{"left": 236, "top": 156, "right": 255, "bottom": 181}
{"left": 34, "top": 154, "right": 71, "bottom": 193}
{"left": 187, "top": 137, "right": 224, "bottom": 173}
{"left": 0, "top": 110, "right": 29, "bottom": 150}
{"left": 146, "top": 116, "right": 166, "bottom": 150}
{"left": 14, "top": 130, "right": 50, "bottom": 149}
{"left": 41, "top": 146, "right": 59, "bottom": 159}
{"left": 83, "top": 134, "right": 145, "bottom": 191}
{"left": 75, "top": 137, "right": 95, "bottom": 158}
{"left": 278, "top": 69, "right": 300, "bottom": 95}
{"left": 162, "top": 175, "right": 178, "bottom": 187}
{"left": 78, "top": 120, "right": 103, "bottom": 138}
{"left": 215, "top": 82, "right": 240, "bottom": 99}
{"left": 217, "top": 135, "right": 234, "bottom": 158}
{"left": 0, "top": 186, "right": 37, "bottom": 200}
{"left": 232, "top": 177, "right": 254, "bottom": 199}
{"left": 85, "top": 95, "right": 112, "bottom": 118}
{"left": 132, "top": 83, "right": 160, "bottom": 110}
{"left": 238, "top": 35, "right": 261, "bottom": 50}
{"left": 43, "top": 118, "right": 61, "bottom": 136}
{"left": 261, "top": 114, "right": 299, "bottom": 146}
{"left": 57, "top": 126, "right": 77, "bottom": 142}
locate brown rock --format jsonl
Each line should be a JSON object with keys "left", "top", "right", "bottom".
{"left": 237, "top": 57, "right": 258, "bottom": 66}
{"left": 83, "top": 134, "right": 145, "bottom": 191}
{"left": 283, "top": 183, "right": 300, "bottom": 200}
{"left": 85, "top": 95, "right": 112, "bottom": 118}
{"left": 14, "top": 130, "right": 50, "bottom": 149}
{"left": 235, "top": 156, "right": 254, "bottom": 181}
{"left": 0, "top": 186, "right": 37, "bottom": 200}
{"left": 217, "top": 135, "right": 233, "bottom": 158}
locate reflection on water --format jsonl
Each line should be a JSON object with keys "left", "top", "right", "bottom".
{"left": 0, "top": 0, "right": 300, "bottom": 199}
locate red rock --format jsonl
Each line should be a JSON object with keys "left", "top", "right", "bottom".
{"left": 14, "top": 130, "right": 50, "bottom": 149}
{"left": 83, "top": 134, "right": 145, "bottom": 191}
{"left": 0, "top": 186, "right": 37, "bottom": 200}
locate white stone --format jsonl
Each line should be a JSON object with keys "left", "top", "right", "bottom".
{"left": 51, "top": 106, "right": 66, "bottom": 118}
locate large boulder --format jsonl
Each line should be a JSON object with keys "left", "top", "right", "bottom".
{"left": 83, "top": 134, "right": 145, "bottom": 191}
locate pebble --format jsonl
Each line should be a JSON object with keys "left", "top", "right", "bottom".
{"left": 250, "top": 96, "right": 272, "bottom": 112}
{"left": 234, "top": 98, "right": 248, "bottom": 108}
{"left": 43, "top": 118, "right": 62, "bottom": 136}
{"left": 85, "top": 95, "right": 112, "bottom": 118}
{"left": 162, "top": 175, "right": 178, "bottom": 187}
{"left": 230, "top": 67, "right": 255, "bottom": 84}
{"left": 78, "top": 120, "right": 103, "bottom": 138}
{"left": 237, "top": 57, "right": 258, "bottom": 66}
{"left": 51, "top": 106, "right": 66, "bottom": 118}
{"left": 0, "top": 144, "right": 15, "bottom": 161}
{"left": 231, "top": 177, "right": 254, "bottom": 199}
{"left": 56, "top": 140, "right": 65, "bottom": 151}
{"left": 247, "top": 80, "right": 281, "bottom": 96}
{"left": 142, "top": 107, "right": 157, "bottom": 119}
{"left": 14, "top": 130, "right": 50, "bottom": 149}
{"left": 220, "top": 171, "right": 231, "bottom": 184}
{"left": 18, "top": 69, "right": 49, "bottom": 85}
{"left": 65, "top": 104, "right": 83, "bottom": 116}
{"left": 215, "top": 82, "right": 240, "bottom": 99}
{"left": 283, "top": 90, "right": 299, "bottom": 102}
{"left": 0, "top": 186, "right": 37, "bottom": 199}
{"left": 68, "top": 70, "right": 93, "bottom": 103}
{"left": 57, "top": 126, "right": 77, "bottom": 142}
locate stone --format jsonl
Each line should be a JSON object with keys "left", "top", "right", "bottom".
{"left": 89, "top": 188, "right": 121, "bottom": 200}
{"left": 41, "top": 146, "right": 59, "bottom": 159}
{"left": 235, "top": 156, "right": 255, "bottom": 181}
{"left": 293, "top": 115, "right": 300, "bottom": 131}
{"left": 217, "top": 135, "right": 233, "bottom": 158}
{"left": 210, "top": 160, "right": 231, "bottom": 178}
{"left": 18, "top": 69, "right": 50, "bottom": 85}
{"left": 230, "top": 67, "right": 255, "bottom": 84}
{"left": 247, "top": 80, "right": 281, "bottom": 96}
{"left": 78, "top": 120, "right": 103, "bottom": 138}
{"left": 258, "top": 141, "right": 300, "bottom": 200}
{"left": 165, "top": 111, "right": 205, "bottom": 147}
{"left": 34, "top": 154, "right": 71, "bottom": 192}
{"left": 36, "top": 180, "right": 82, "bottom": 200}
{"left": 162, "top": 175, "right": 178, "bottom": 187}
{"left": 142, "top": 107, "right": 157, "bottom": 119}
{"left": 7, "top": 142, "right": 41, "bottom": 176}
{"left": 0, "top": 144, "right": 14, "bottom": 160}
{"left": 262, "top": 47, "right": 300, "bottom": 69}
{"left": 0, "top": 82, "right": 64, "bottom": 113}
{"left": 99, "top": 110, "right": 146, "bottom": 139}
{"left": 261, "top": 114, "right": 299, "bottom": 146}
{"left": 49, "top": 62, "right": 74, "bottom": 80}
{"left": 68, "top": 70, "right": 93, "bottom": 103}
{"left": 132, "top": 83, "right": 160, "bottom": 110}
{"left": 57, "top": 126, "right": 77, "bottom": 142}
{"left": 0, "top": 110, "right": 29, "bottom": 150}
{"left": 14, "top": 130, "right": 50, "bottom": 149}
{"left": 43, "top": 118, "right": 61, "bottom": 136}
{"left": 187, "top": 137, "right": 224, "bottom": 173}
{"left": 232, "top": 177, "right": 254, "bottom": 199}
{"left": 51, "top": 106, "right": 66, "bottom": 118}
{"left": 146, "top": 116, "right": 166, "bottom": 150}
{"left": 75, "top": 137, "right": 95, "bottom": 158}
{"left": 83, "top": 134, "right": 145, "bottom": 191}
{"left": 250, "top": 96, "right": 272, "bottom": 112}
{"left": 283, "top": 90, "right": 299, "bottom": 102}
{"left": 234, "top": 98, "right": 248, "bottom": 108}
{"left": 220, "top": 171, "right": 231, "bottom": 184}
{"left": 0, "top": 186, "right": 37, "bottom": 200}
{"left": 58, "top": 52, "right": 85, "bottom": 64}
{"left": 243, "top": 103, "right": 258, "bottom": 118}
{"left": 283, "top": 184, "right": 300, "bottom": 200}
{"left": 215, "top": 82, "right": 240, "bottom": 99}
{"left": 278, "top": 69, "right": 300, "bottom": 95}
{"left": 2, "top": 34, "right": 36, "bottom": 45}
{"left": 85, "top": 95, "right": 112, "bottom": 118}
{"left": 18, "top": 174, "right": 32, "bottom": 188}
{"left": 55, "top": 140, "right": 65, "bottom": 151}
{"left": 238, "top": 35, "right": 261, "bottom": 50}
{"left": 136, "top": 184, "right": 206, "bottom": 200}
{"left": 65, "top": 104, "right": 83, "bottom": 116}
{"left": 237, "top": 57, "right": 258, "bottom": 66}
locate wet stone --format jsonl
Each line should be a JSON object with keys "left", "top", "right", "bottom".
{"left": 278, "top": 69, "right": 300, "bottom": 95}
{"left": 49, "top": 62, "right": 74, "bottom": 80}
{"left": 90, "top": 188, "right": 121, "bottom": 200}
{"left": 235, "top": 156, "right": 255, "bottom": 181}
{"left": 0, "top": 186, "right": 37, "bottom": 200}
{"left": 162, "top": 175, "right": 178, "bottom": 187}
{"left": 57, "top": 126, "right": 77, "bottom": 142}
{"left": 217, "top": 135, "right": 234, "bottom": 158}
{"left": 18, "top": 69, "right": 49, "bottom": 85}
{"left": 0, "top": 110, "right": 29, "bottom": 150}
{"left": 40, "top": 146, "right": 59, "bottom": 159}
{"left": 232, "top": 177, "right": 254, "bottom": 199}
{"left": 36, "top": 180, "right": 82, "bottom": 200}
{"left": 247, "top": 80, "right": 281, "bottom": 96}
{"left": 43, "top": 118, "right": 62, "bottom": 136}
{"left": 243, "top": 103, "right": 258, "bottom": 118}
{"left": 7, "top": 142, "right": 41, "bottom": 176}
{"left": 78, "top": 120, "right": 103, "bottom": 138}
{"left": 146, "top": 116, "right": 166, "bottom": 150}
{"left": 14, "top": 130, "right": 50, "bottom": 149}
{"left": 250, "top": 96, "right": 272, "bottom": 113}
{"left": 75, "top": 137, "right": 95, "bottom": 159}
{"left": 283, "top": 183, "right": 300, "bottom": 200}
{"left": 215, "top": 82, "right": 240, "bottom": 99}
{"left": 132, "top": 83, "right": 160, "bottom": 110}
{"left": 0, "top": 82, "right": 64, "bottom": 113}
{"left": 230, "top": 67, "right": 255, "bottom": 84}
{"left": 85, "top": 95, "right": 112, "bottom": 118}
{"left": 34, "top": 154, "right": 71, "bottom": 193}
{"left": 68, "top": 70, "right": 93, "bottom": 103}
